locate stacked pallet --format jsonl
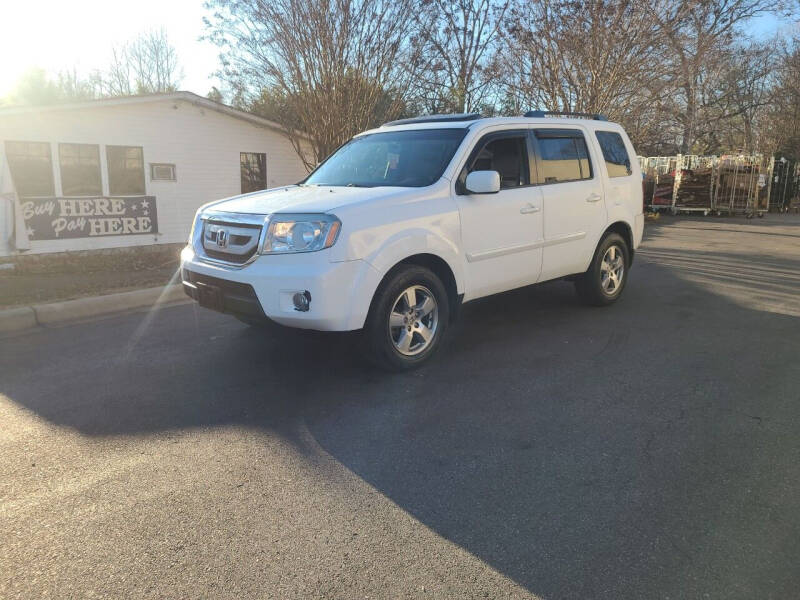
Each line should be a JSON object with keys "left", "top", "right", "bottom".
{"left": 675, "top": 166, "right": 713, "bottom": 211}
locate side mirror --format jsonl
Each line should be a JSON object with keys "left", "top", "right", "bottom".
{"left": 465, "top": 170, "right": 500, "bottom": 194}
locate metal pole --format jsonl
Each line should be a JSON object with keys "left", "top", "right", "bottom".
{"left": 728, "top": 158, "right": 738, "bottom": 214}
{"left": 672, "top": 154, "right": 683, "bottom": 214}
{"left": 766, "top": 156, "right": 775, "bottom": 212}
{"left": 782, "top": 161, "right": 791, "bottom": 210}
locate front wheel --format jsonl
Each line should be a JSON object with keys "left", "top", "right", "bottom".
{"left": 575, "top": 233, "right": 630, "bottom": 306}
{"left": 362, "top": 265, "right": 450, "bottom": 371}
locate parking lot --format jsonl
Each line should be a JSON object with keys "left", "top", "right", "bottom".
{"left": 2, "top": 215, "right": 799, "bottom": 599}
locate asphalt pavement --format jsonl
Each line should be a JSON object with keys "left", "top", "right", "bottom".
{"left": 2, "top": 215, "right": 800, "bottom": 599}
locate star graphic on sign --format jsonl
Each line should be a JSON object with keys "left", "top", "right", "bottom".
{"left": 26, "top": 227, "right": 35, "bottom": 238}
{"left": 143, "top": 210, "right": 149, "bottom": 216}
{"left": 140, "top": 200, "right": 150, "bottom": 209}
{"left": 130, "top": 203, "right": 137, "bottom": 211}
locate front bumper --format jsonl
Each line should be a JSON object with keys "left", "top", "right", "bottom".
{"left": 182, "top": 270, "right": 266, "bottom": 321}
{"left": 180, "top": 246, "right": 381, "bottom": 331}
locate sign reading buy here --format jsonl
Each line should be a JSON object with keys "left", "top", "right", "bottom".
{"left": 20, "top": 196, "right": 158, "bottom": 240}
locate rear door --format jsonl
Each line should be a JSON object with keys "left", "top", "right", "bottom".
{"left": 531, "top": 127, "right": 606, "bottom": 280}
{"left": 455, "top": 129, "right": 544, "bottom": 300}
{"left": 593, "top": 129, "right": 641, "bottom": 233}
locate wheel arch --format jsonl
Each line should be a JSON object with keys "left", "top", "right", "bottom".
{"left": 366, "top": 252, "right": 463, "bottom": 327}
{"left": 343, "top": 226, "right": 465, "bottom": 330}
{"left": 602, "top": 220, "right": 635, "bottom": 264}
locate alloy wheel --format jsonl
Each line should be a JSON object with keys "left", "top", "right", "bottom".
{"left": 600, "top": 245, "right": 625, "bottom": 295}
{"left": 388, "top": 285, "right": 439, "bottom": 356}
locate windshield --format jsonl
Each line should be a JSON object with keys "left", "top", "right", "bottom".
{"left": 305, "top": 128, "right": 468, "bottom": 188}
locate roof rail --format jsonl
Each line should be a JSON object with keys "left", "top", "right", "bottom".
{"left": 383, "top": 113, "right": 482, "bottom": 127}
{"left": 524, "top": 110, "right": 608, "bottom": 121}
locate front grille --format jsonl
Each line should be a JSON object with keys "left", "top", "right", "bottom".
{"left": 200, "top": 219, "right": 262, "bottom": 264}
{"left": 203, "top": 247, "right": 254, "bottom": 264}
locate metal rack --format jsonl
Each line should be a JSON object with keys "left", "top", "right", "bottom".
{"left": 769, "top": 158, "right": 800, "bottom": 212}
{"left": 641, "top": 153, "right": 773, "bottom": 217}
{"left": 641, "top": 156, "right": 679, "bottom": 213}
{"left": 711, "top": 155, "right": 770, "bottom": 218}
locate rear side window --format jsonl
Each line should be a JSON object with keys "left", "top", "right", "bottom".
{"left": 534, "top": 131, "right": 592, "bottom": 184}
{"left": 595, "top": 131, "right": 632, "bottom": 177}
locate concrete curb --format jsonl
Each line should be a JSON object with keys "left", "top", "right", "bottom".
{"left": 0, "top": 284, "right": 190, "bottom": 333}
{"left": 0, "top": 306, "right": 38, "bottom": 333}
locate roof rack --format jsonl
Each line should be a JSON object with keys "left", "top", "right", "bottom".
{"left": 524, "top": 110, "right": 608, "bottom": 121}
{"left": 383, "top": 113, "right": 482, "bottom": 127}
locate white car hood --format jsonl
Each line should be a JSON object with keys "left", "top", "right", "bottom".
{"left": 205, "top": 185, "right": 381, "bottom": 215}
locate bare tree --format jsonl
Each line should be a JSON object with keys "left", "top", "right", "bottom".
{"left": 105, "top": 29, "right": 184, "bottom": 96}
{"left": 499, "top": 0, "right": 680, "bottom": 153}
{"left": 697, "top": 42, "right": 776, "bottom": 153}
{"left": 3, "top": 67, "right": 103, "bottom": 106}
{"left": 57, "top": 68, "right": 104, "bottom": 101}
{"left": 502, "top": 0, "right": 669, "bottom": 118}
{"left": 207, "top": 86, "right": 224, "bottom": 103}
{"left": 762, "top": 34, "right": 800, "bottom": 157}
{"left": 205, "top": 0, "right": 418, "bottom": 169}
{"left": 197, "top": 0, "right": 794, "bottom": 160}
{"left": 411, "top": 0, "right": 510, "bottom": 113}
{"left": 656, "top": 0, "right": 773, "bottom": 153}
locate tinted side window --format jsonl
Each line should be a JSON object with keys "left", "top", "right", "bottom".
{"left": 468, "top": 135, "right": 529, "bottom": 189}
{"left": 595, "top": 131, "right": 632, "bottom": 177}
{"left": 536, "top": 135, "right": 592, "bottom": 183}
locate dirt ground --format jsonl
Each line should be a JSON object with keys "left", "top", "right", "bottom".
{"left": 0, "top": 245, "right": 181, "bottom": 307}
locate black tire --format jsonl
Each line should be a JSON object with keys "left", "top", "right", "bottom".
{"left": 362, "top": 265, "right": 450, "bottom": 371}
{"left": 574, "top": 233, "right": 630, "bottom": 306}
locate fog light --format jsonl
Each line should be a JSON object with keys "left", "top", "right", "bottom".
{"left": 292, "top": 291, "right": 311, "bottom": 312}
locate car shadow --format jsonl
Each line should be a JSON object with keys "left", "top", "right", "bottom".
{"left": 2, "top": 230, "right": 800, "bottom": 598}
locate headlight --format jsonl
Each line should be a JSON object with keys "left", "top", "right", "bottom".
{"left": 261, "top": 214, "right": 341, "bottom": 254}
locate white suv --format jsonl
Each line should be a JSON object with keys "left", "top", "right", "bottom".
{"left": 181, "top": 112, "right": 644, "bottom": 370}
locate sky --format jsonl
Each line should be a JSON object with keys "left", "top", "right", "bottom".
{"left": 0, "top": 0, "right": 221, "bottom": 97}
{"left": 0, "top": 1, "right": 794, "bottom": 100}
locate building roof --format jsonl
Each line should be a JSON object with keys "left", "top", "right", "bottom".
{"left": 0, "top": 91, "right": 299, "bottom": 137}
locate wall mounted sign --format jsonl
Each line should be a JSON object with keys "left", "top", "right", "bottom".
{"left": 19, "top": 196, "right": 158, "bottom": 240}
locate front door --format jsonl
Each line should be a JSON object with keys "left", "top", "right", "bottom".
{"left": 531, "top": 128, "right": 607, "bottom": 281}
{"left": 455, "top": 131, "right": 544, "bottom": 300}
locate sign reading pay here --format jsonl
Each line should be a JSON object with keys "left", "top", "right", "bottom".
{"left": 20, "top": 196, "right": 158, "bottom": 240}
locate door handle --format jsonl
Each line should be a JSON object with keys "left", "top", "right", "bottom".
{"left": 586, "top": 193, "right": 602, "bottom": 203}
{"left": 520, "top": 203, "right": 540, "bottom": 214}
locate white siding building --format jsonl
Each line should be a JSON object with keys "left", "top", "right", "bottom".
{"left": 0, "top": 91, "right": 309, "bottom": 257}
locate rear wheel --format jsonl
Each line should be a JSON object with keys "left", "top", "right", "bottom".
{"left": 575, "top": 233, "right": 630, "bottom": 306}
{"left": 363, "top": 265, "right": 449, "bottom": 371}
